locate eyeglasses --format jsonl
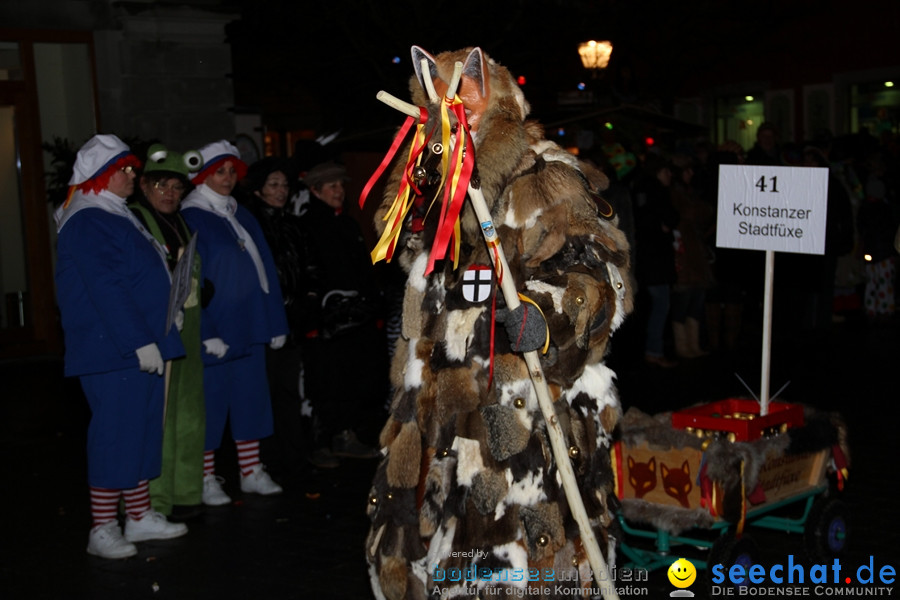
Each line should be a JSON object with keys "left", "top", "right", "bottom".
{"left": 153, "top": 181, "right": 186, "bottom": 194}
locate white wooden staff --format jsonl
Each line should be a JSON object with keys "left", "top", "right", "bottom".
{"left": 375, "top": 78, "right": 621, "bottom": 600}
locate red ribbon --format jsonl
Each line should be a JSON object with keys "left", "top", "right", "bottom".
{"left": 486, "top": 240, "right": 504, "bottom": 390}
{"left": 358, "top": 107, "right": 428, "bottom": 211}
{"left": 487, "top": 288, "right": 497, "bottom": 389}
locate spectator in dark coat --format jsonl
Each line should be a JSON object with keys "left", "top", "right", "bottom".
{"left": 242, "top": 157, "right": 318, "bottom": 475}
{"left": 299, "top": 161, "right": 388, "bottom": 467}
{"left": 633, "top": 153, "right": 680, "bottom": 367}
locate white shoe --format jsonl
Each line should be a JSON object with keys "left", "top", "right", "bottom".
{"left": 87, "top": 521, "right": 137, "bottom": 559}
{"left": 124, "top": 510, "right": 188, "bottom": 542}
{"left": 240, "top": 464, "right": 283, "bottom": 495}
{"left": 202, "top": 474, "right": 232, "bottom": 506}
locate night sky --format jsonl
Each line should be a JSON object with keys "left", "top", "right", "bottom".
{"left": 224, "top": 0, "right": 897, "bottom": 148}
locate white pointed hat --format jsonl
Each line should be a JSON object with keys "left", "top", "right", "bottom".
{"left": 191, "top": 140, "right": 247, "bottom": 182}
{"left": 68, "top": 134, "right": 132, "bottom": 186}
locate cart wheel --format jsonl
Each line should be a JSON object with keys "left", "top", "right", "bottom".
{"left": 706, "top": 533, "right": 759, "bottom": 595}
{"left": 805, "top": 497, "right": 849, "bottom": 562}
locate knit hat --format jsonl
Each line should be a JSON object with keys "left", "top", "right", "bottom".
{"left": 144, "top": 143, "right": 203, "bottom": 177}
{"left": 68, "top": 134, "right": 133, "bottom": 185}
{"left": 191, "top": 140, "right": 248, "bottom": 183}
{"left": 304, "top": 161, "right": 348, "bottom": 189}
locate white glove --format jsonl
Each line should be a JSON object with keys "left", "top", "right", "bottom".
{"left": 269, "top": 334, "right": 287, "bottom": 350}
{"left": 136, "top": 343, "right": 164, "bottom": 375}
{"left": 203, "top": 337, "right": 229, "bottom": 358}
{"left": 174, "top": 309, "right": 185, "bottom": 332}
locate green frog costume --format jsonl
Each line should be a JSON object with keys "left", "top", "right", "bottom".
{"left": 129, "top": 144, "right": 206, "bottom": 516}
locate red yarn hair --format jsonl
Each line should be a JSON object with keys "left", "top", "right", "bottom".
{"left": 78, "top": 154, "right": 143, "bottom": 196}
{"left": 192, "top": 157, "right": 248, "bottom": 185}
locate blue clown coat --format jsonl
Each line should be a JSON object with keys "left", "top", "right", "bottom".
{"left": 56, "top": 205, "right": 185, "bottom": 377}
{"left": 181, "top": 187, "right": 289, "bottom": 447}
{"left": 55, "top": 194, "right": 185, "bottom": 488}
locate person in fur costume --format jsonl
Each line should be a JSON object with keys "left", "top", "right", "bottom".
{"left": 364, "top": 46, "right": 634, "bottom": 600}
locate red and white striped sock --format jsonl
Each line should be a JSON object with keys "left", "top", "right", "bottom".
{"left": 235, "top": 439, "right": 260, "bottom": 476}
{"left": 204, "top": 450, "right": 216, "bottom": 477}
{"left": 123, "top": 480, "right": 151, "bottom": 520}
{"left": 90, "top": 486, "right": 121, "bottom": 528}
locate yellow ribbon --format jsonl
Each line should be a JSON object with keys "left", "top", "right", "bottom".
{"left": 370, "top": 118, "right": 429, "bottom": 264}
{"left": 517, "top": 293, "right": 550, "bottom": 355}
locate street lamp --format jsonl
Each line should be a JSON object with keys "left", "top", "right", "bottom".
{"left": 578, "top": 40, "right": 613, "bottom": 75}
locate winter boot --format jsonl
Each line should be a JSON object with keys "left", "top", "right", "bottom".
{"left": 672, "top": 321, "right": 697, "bottom": 358}
{"left": 686, "top": 317, "right": 709, "bottom": 357}
{"left": 705, "top": 302, "right": 722, "bottom": 352}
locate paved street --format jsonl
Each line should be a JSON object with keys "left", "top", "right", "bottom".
{"left": 1, "top": 313, "right": 898, "bottom": 599}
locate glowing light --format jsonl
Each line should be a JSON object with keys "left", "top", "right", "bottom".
{"left": 392, "top": 56, "right": 401, "bottom": 64}
{"left": 864, "top": 254, "right": 873, "bottom": 262}
{"left": 578, "top": 40, "right": 613, "bottom": 70}
{"left": 747, "top": 119, "right": 754, "bottom": 125}
{"left": 645, "top": 137, "right": 655, "bottom": 147}
{"left": 604, "top": 122, "right": 614, "bottom": 130}
{"left": 517, "top": 75, "right": 526, "bottom": 85}
{"left": 885, "top": 81, "right": 895, "bottom": 88}
{"left": 557, "top": 128, "right": 566, "bottom": 137}
{"left": 577, "top": 82, "right": 587, "bottom": 91}
{"left": 745, "top": 95, "right": 754, "bottom": 102}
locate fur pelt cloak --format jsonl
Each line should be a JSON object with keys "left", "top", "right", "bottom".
{"left": 365, "top": 46, "right": 634, "bottom": 600}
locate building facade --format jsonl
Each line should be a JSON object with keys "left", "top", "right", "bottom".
{"left": 0, "top": 1, "right": 243, "bottom": 357}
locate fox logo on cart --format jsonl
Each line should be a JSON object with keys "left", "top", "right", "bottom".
{"left": 662, "top": 460, "right": 693, "bottom": 508}
{"left": 627, "top": 456, "right": 657, "bottom": 498}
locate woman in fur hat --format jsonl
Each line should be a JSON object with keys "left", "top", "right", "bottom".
{"left": 180, "top": 140, "right": 289, "bottom": 505}
{"left": 55, "top": 134, "right": 188, "bottom": 559}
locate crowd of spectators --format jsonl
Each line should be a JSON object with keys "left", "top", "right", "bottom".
{"left": 591, "top": 124, "right": 899, "bottom": 369}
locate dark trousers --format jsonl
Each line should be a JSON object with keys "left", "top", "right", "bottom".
{"left": 302, "top": 323, "right": 388, "bottom": 447}
{"left": 263, "top": 342, "right": 311, "bottom": 475}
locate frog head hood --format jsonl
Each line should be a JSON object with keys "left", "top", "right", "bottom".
{"left": 144, "top": 143, "right": 203, "bottom": 179}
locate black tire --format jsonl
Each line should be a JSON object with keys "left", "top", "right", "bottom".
{"left": 706, "top": 532, "right": 759, "bottom": 596}
{"left": 804, "top": 497, "right": 849, "bottom": 562}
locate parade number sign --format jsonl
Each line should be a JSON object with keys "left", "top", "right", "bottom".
{"left": 716, "top": 164, "right": 829, "bottom": 255}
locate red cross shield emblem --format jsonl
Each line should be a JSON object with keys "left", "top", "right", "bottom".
{"left": 462, "top": 264, "right": 493, "bottom": 303}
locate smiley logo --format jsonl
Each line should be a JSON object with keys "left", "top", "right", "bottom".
{"left": 667, "top": 558, "right": 697, "bottom": 588}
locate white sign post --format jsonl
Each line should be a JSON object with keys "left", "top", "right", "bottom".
{"left": 716, "top": 164, "right": 829, "bottom": 415}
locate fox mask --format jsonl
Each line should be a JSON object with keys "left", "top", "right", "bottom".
{"left": 409, "top": 45, "right": 529, "bottom": 136}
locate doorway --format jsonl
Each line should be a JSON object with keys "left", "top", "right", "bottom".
{"left": 0, "top": 85, "right": 59, "bottom": 356}
{"left": 0, "top": 102, "right": 29, "bottom": 331}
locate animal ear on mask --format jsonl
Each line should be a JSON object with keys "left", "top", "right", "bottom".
{"left": 462, "top": 47, "right": 488, "bottom": 99}
{"left": 411, "top": 46, "right": 439, "bottom": 99}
